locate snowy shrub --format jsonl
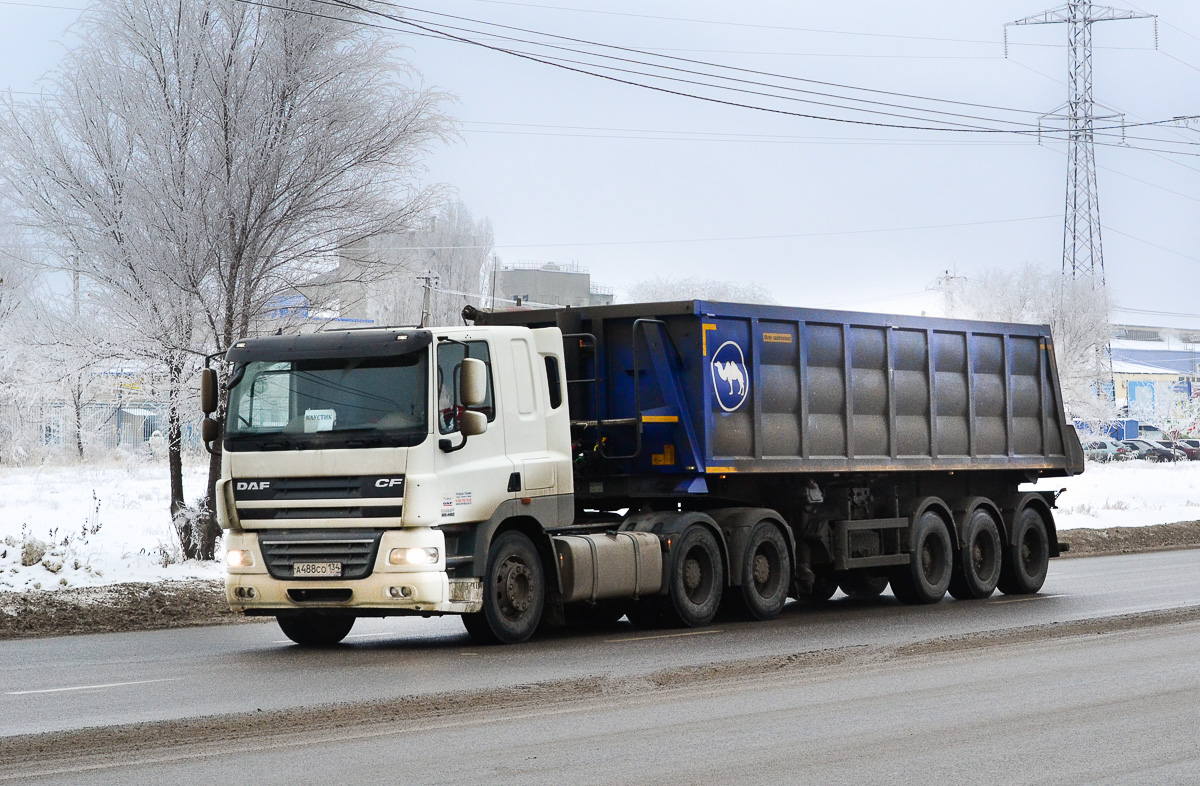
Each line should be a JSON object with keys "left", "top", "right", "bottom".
{"left": 21, "top": 534, "right": 47, "bottom": 566}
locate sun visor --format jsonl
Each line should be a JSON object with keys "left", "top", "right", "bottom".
{"left": 225, "top": 329, "right": 433, "bottom": 362}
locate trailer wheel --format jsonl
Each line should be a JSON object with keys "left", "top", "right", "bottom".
{"left": 948, "top": 508, "right": 1002, "bottom": 600}
{"left": 736, "top": 522, "right": 791, "bottom": 620}
{"left": 276, "top": 613, "right": 355, "bottom": 647}
{"left": 839, "top": 573, "right": 889, "bottom": 599}
{"left": 462, "top": 530, "right": 545, "bottom": 644}
{"left": 998, "top": 507, "right": 1049, "bottom": 595}
{"left": 889, "top": 511, "right": 952, "bottom": 605}
{"left": 663, "top": 526, "right": 724, "bottom": 627}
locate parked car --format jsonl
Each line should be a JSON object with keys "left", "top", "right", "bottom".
{"left": 1122, "top": 439, "right": 1184, "bottom": 462}
{"left": 1177, "top": 438, "right": 1200, "bottom": 455}
{"left": 1084, "top": 437, "right": 1132, "bottom": 462}
{"left": 1159, "top": 440, "right": 1199, "bottom": 460}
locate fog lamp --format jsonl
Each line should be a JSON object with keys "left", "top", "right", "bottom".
{"left": 389, "top": 547, "right": 439, "bottom": 566}
{"left": 226, "top": 549, "right": 254, "bottom": 568}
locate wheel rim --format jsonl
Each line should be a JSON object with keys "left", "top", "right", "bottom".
{"left": 920, "top": 533, "right": 947, "bottom": 584}
{"left": 682, "top": 545, "right": 714, "bottom": 604}
{"left": 1020, "top": 528, "right": 1045, "bottom": 576}
{"left": 496, "top": 556, "right": 534, "bottom": 619}
{"left": 972, "top": 529, "right": 997, "bottom": 582}
{"left": 752, "top": 543, "right": 781, "bottom": 597}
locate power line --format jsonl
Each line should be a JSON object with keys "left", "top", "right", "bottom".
{"left": 308, "top": 0, "right": 1198, "bottom": 137}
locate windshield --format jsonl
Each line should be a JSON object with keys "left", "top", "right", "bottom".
{"left": 224, "top": 353, "right": 428, "bottom": 451}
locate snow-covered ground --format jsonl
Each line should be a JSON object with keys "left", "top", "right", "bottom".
{"left": 1, "top": 458, "right": 1198, "bottom": 592}
{"left": 1024, "top": 460, "right": 1200, "bottom": 531}
{"left": 0, "top": 460, "right": 222, "bottom": 591}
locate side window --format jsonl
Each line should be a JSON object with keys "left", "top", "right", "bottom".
{"left": 437, "top": 341, "right": 494, "bottom": 435}
{"left": 544, "top": 355, "right": 562, "bottom": 410}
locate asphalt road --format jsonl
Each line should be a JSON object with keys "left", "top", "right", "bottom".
{"left": 15, "top": 615, "right": 1200, "bottom": 786}
{"left": 3, "top": 549, "right": 1200, "bottom": 742}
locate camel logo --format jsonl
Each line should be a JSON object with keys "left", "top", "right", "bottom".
{"left": 710, "top": 340, "right": 749, "bottom": 412}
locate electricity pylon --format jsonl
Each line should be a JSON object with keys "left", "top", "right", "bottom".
{"left": 1005, "top": 1, "right": 1157, "bottom": 286}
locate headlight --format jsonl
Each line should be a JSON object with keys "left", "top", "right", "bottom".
{"left": 226, "top": 549, "right": 254, "bottom": 568}
{"left": 389, "top": 547, "right": 439, "bottom": 566}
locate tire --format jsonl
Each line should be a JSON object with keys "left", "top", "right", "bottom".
{"left": 276, "top": 613, "right": 355, "bottom": 646}
{"left": 735, "top": 522, "right": 791, "bottom": 620}
{"left": 948, "top": 508, "right": 1002, "bottom": 600}
{"left": 809, "top": 573, "right": 839, "bottom": 601}
{"left": 998, "top": 507, "right": 1050, "bottom": 595}
{"left": 889, "top": 510, "right": 953, "bottom": 605}
{"left": 462, "top": 530, "right": 545, "bottom": 644}
{"left": 838, "top": 572, "right": 889, "bottom": 599}
{"left": 662, "top": 525, "right": 724, "bottom": 627}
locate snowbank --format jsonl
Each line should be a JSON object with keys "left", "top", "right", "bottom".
{"left": 1024, "top": 460, "right": 1200, "bottom": 529}
{"left": 0, "top": 460, "right": 222, "bottom": 591}
{"left": 1, "top": 458, "right": 1198, "bottom": 592}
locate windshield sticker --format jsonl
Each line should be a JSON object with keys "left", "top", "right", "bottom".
{"left": 304, "top": 409, "right": 336, "bottom": 433}
{"left": 710, "top": 341, "right": 750, "bottom": 412}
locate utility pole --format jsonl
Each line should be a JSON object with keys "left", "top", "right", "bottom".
{"left": 1005, "top": 1, "right": 1156, "bottom": 286}
{"left": 417, "top": 271, "right": 439, "bottom": 328}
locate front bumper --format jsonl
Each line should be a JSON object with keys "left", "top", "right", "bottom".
{"left": 224, "top": 528, "right": 483, "bottom": 615}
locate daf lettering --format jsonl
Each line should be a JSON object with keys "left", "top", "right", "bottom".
{"left": 236, "top": 481, "right": 270, "bottom": 491}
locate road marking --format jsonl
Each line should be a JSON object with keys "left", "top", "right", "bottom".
{"left": 988, "top": 593, "right": 1064, "bottom": 604}
{"left": 605, "top": 629, "right": 724, "bottom": 644}
{"left": 6, "top": 678, "right": 181, "bottom": 696}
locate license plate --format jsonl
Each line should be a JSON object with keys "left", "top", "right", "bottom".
{"left": 293, "top": 562, "right": 342, "bottom": 577}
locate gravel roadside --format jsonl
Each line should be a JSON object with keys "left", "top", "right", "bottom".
{"left": 2, "top": 521, "right": 1198, "bottom": 641}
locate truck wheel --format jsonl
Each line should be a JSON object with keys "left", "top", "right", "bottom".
{"left": 663, "top": 525, "right": 724, "bottom": 627}
{"left": 889, "top": 511, "right": 952, "bottom": 605}
{"left": 948, "top": 509, "right": 1002, "bottom": 600}
{"left": 839, "top": 572, "right": 889, "bottom": 599}
{"left": 463, "top": 530, "right": 545, "bottom": 644}
{"left": 276, "top": 613, "right": 355, "bottom": 646}
{"left": 736, "top": 522, "right": 791, "bottom": 620}
{"left": 998, "top": 508, "right": 1049, "bottom": 595}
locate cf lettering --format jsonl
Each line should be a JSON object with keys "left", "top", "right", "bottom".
{"left": 375, "top": 478, "right": 403, "bottom": 488}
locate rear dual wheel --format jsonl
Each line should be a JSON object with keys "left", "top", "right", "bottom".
{"left": 948, "top": 508, "right": 1002, "bottom": 600}
{"left": 735, "top": 522, "right": 791, "bottom": 620}
{"left": 998, "top": 508, "right": 1050, "bottom": 596}
{"left": 890, "top": 511, "right": 953, "bottom": 605}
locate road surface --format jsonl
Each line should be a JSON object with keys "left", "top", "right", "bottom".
{"left": 3, "top": 549, "right": 1200, "bottom": 783}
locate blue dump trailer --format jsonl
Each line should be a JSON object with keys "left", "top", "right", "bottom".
{"left": 208, "top": 299, "right": 1086, "bottom": 645}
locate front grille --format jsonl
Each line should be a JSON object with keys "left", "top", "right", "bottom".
{"left": 233, "top": 475, "right": 405, "bottom": 502}
{"left": 259, "top": 530, "right": 383, "bottom": 580}
{"left": 240, "top": 506, "right": 403, "bottom": 521}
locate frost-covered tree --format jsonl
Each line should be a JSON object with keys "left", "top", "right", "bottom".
{"left": 625, "top": 275, "right": 777, "bottom": 305}
{"left": 343, "top": 201, "right": 495, "bottom": 327}
{"left": 941, "top": 262, "right": 1116, "bottom": 421}
{"left": 0, "top": 0, "right": 451, "bottom": 559}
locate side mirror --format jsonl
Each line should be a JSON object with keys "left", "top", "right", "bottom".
{"left": 461, "top": 358, "right": 487, "bottom": 407}
{"left": 201, "top": 368, "right": 218, "bottom": 415}
{"left": 201, "top": 417, "right": 221, "bottom": 444}
{"left": 460, "top": 410, "right": 487, "bottom": 437}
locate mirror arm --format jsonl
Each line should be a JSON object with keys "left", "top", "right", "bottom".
{"left": 439, "top": 433, "right": 469, "bottom": 453}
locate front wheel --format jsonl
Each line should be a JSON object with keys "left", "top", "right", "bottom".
{"left": 463, "top": 531, "right": 545, "bottom": 644}
{"left": 276, "top": 613, "right": 355, "bottom": 647}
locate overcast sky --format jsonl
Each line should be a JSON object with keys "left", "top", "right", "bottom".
{"left": 3, "top": 1, "right": 1198, "bottom": 321}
